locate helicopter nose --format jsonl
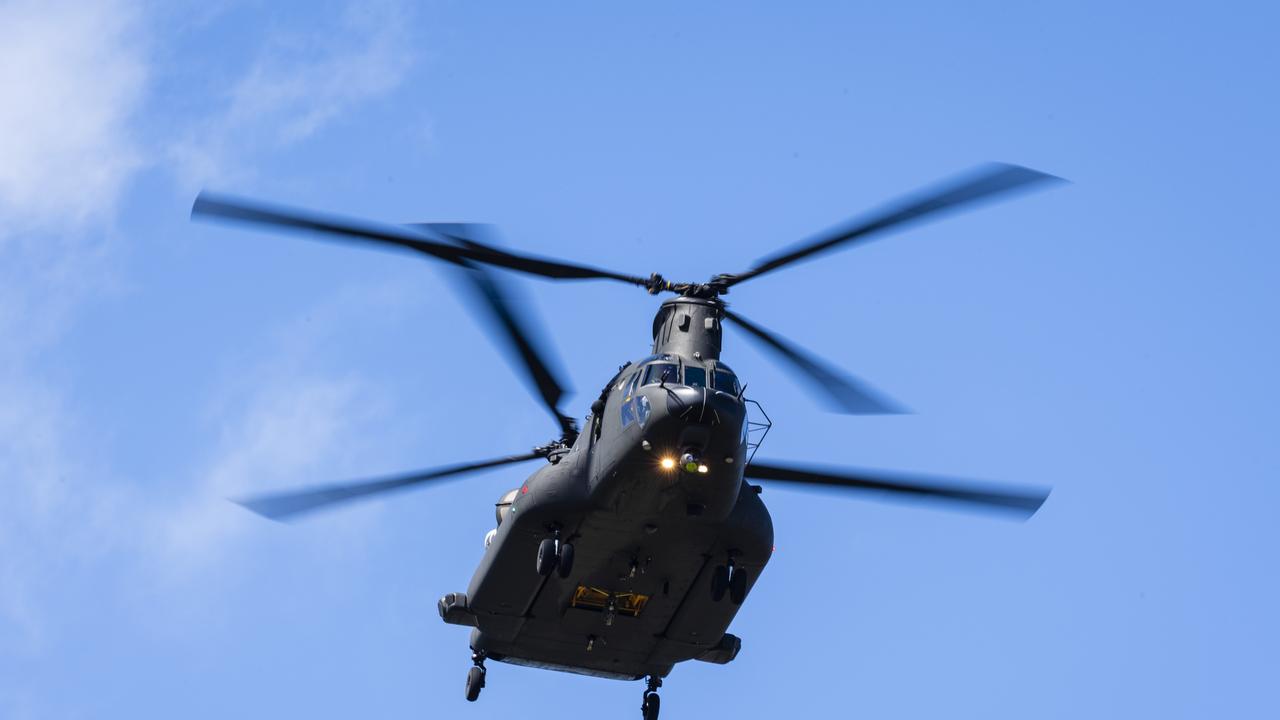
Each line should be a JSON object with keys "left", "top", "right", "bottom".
{"left": 637, "top": 385, "right": 745, "bottom": 462}
{"left": 661, "top": 384, "right": 743, "bottom": 422}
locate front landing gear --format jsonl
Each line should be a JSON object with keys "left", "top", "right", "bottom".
{"left": 536, "top": 532, "right": 575, "bottom": 578}
{"left": 641, "top": 676, "right": 662, "bottom": 720}
{"left": 464, "top": 652, "right": 486, "bottom": 702}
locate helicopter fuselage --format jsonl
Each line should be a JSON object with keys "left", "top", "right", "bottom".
{"left": 440, "top": 296, "right": 774, "bottom": 679}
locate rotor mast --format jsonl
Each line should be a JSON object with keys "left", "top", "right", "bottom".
{"left": 651, "top": 296, "right": 724, "bottom": 361}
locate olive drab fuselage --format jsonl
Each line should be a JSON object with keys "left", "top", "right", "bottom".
{"left": 442, "top": 296, "right": 774, "bottom": 680}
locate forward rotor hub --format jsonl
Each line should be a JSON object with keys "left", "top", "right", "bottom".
{"left": 644, "top": 273, "right": 736, "bottom": 299}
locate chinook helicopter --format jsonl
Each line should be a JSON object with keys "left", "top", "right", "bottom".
{"left": 191, "top": 162, "right": 1061, "bottom": 720}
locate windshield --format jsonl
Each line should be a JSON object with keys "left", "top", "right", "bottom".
{"left": 641, "top": 363, "right": 678, "bottom": 386}
{"left": 684, "top": 365, "right": 707, "bottom": 388}
{"left": 714, "top": 367, "right": 740, "bottom": 395}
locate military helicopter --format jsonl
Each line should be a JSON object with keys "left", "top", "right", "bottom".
{"left": 191, "top": 162, "right": 1061, "bottom": 720}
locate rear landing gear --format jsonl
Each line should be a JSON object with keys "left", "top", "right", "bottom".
{"left": 642, "top": 693, "right": 660, "bottom": 720}
{"left": 711, "top": 558, "right": 749, "bottom": 605}
{"left": 464, "top": 652, "right": 486, "bottom": 702}
{"left": 728, "top": 565, "right": 748, "bottom": 605}
{"left": 710, "top": 564, "right": 730, "bottom": 602}
{"left": 641, "top": 676, "right": 662, "bottom": 720}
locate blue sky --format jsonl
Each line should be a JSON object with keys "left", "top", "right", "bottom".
{"left": 2, "top": 1, "right": 1277, "bottom": 717}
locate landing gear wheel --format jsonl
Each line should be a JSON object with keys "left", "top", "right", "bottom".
{"left": 710, "top": 565, "right": 729, "bottom": 602}
{"left": 728, "top": 565, "right": 748, "bottom": 605}
{"left": 641, "top": 691, "right": 660, "bottom": 720}
{"left": 465, "top": 665, "right": 485, "bottom": 702}
{"left": 536, "top": 538, "right": 558, "bottom": 577}
{"left": 641, "top": 675, "right": 662, "bottom": 720}
{"left": 557, "top": 542, "right": 575, "bottom": 578}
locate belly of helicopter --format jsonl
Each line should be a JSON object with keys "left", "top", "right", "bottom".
{"left": 453, "top": 480, "right": 773, "bottom": 680}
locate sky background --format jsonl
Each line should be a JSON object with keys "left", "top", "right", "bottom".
{"left": 2, "top": 1, "right": 1278, "bottom": 718}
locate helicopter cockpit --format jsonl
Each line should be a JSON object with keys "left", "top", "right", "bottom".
{"left": 631, "top": 358, "right": 739, "bottom": 396}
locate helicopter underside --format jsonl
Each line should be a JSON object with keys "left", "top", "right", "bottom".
{"left": 441, "top": 477, "right": 773, "bottom": 680}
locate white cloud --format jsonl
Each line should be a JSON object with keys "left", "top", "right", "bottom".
{"left": 0, "top": 0, "right": 146, "bottom": 233}
{"left": 0, "top": 0, "right": 417, "bottom": 648}
{"left": 0, "top": 0, "right": 147, "bottom": 650}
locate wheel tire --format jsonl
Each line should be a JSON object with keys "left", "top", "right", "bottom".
{"left": 642, "top": 692, "right": 660, "bottom": 720}
{"left": 710, "top": 565, "right": 729, "bottom": 602}
{"left": 536, "top": 538, "right": 558, "bottom": 577}
{"left": 729, "top": 566, "right": 748, "bottom": 605}
{"left": 557, "top": 542, "right": 575, "bottom": 578}
{"left": 465, "top": 666, "right": 485, "bottom": 702}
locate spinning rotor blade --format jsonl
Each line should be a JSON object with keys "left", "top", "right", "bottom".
{"left": 744, "top": 460, "right": 1049, "bottom": 518}
{"left": 724, "top": 163, "right": 1064, "bottom": 288}
{"left": 191, "top": 192, "right": 650, "bottom": 287}
{"left": 723, "top": 309, "right": 903, "bottom": 414}
{"left": 417, "top": 223, "right": 578, "bottom": 440}
{"left": 236, "top": 452, "right": 543, "bottom": 521}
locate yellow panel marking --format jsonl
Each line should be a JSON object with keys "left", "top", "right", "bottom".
{"left": 571, "top": 585, "right": 650, "bottom": 617}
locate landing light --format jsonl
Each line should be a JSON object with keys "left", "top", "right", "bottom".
{"left": 660, "top": 457, "right": 676, "bottom": 470}
{"left": 697, "top": 464, "right": 709, "bottom": 474}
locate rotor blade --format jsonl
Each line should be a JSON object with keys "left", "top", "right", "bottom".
{"left": 723, "top": 309, "right": 904, "bottom": 414}
{"left": 744, "top": 460, "right": 1049, "bottom": 518}
{"left": 235, "top": 452, "right": 543, "bottom": 521}
{"left": 191, "top": 192, "right": 650, "bottom": 286}
{"left": 725, "top": 163, "right": 1065, "bottom": 287}
{"left": 417, "top": 223, "right": 578, "bottom": 440}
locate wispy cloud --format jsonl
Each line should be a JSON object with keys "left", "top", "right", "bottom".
{"left": 158, "top": 357, "right": 388, "bottom": 571}
{"left": 0, "top": 0, "right": 148, "bottom": 649}
{"left": 228, "top": 2, "right": 413, "bottom": 143}
{"left": 0, "top": 0, "right": 143, "bottom": 351}
{"left": 0, "top": 0, "right": 418, "bottom": 649}
{"left": 1, "top": 281, "right": 407, "bottom": 648}
{"left": 0, "top": 0, "right": 147, "bottom": 234}
{"left": 168, "top": 0, "right": 415, "bottom": 187}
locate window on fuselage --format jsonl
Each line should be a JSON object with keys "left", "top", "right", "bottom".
{"left": 683, "top": 365, "right": 707, "bottom": 388}
{"left": 641, "top": 363, "right": 678, "bottom": 386}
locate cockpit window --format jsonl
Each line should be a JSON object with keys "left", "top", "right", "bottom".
{"left": 683, "top": 365, "right": 707, "bottom": 388}
{"left": 714, "top": 368, "right": 740, "bottom": 395}
{"left": 641, "top": 363, "right": 678, "bottom": 386}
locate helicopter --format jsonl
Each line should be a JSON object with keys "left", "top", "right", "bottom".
{"left": 191, "top": 162, "right": 1061, "bottom": 720}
